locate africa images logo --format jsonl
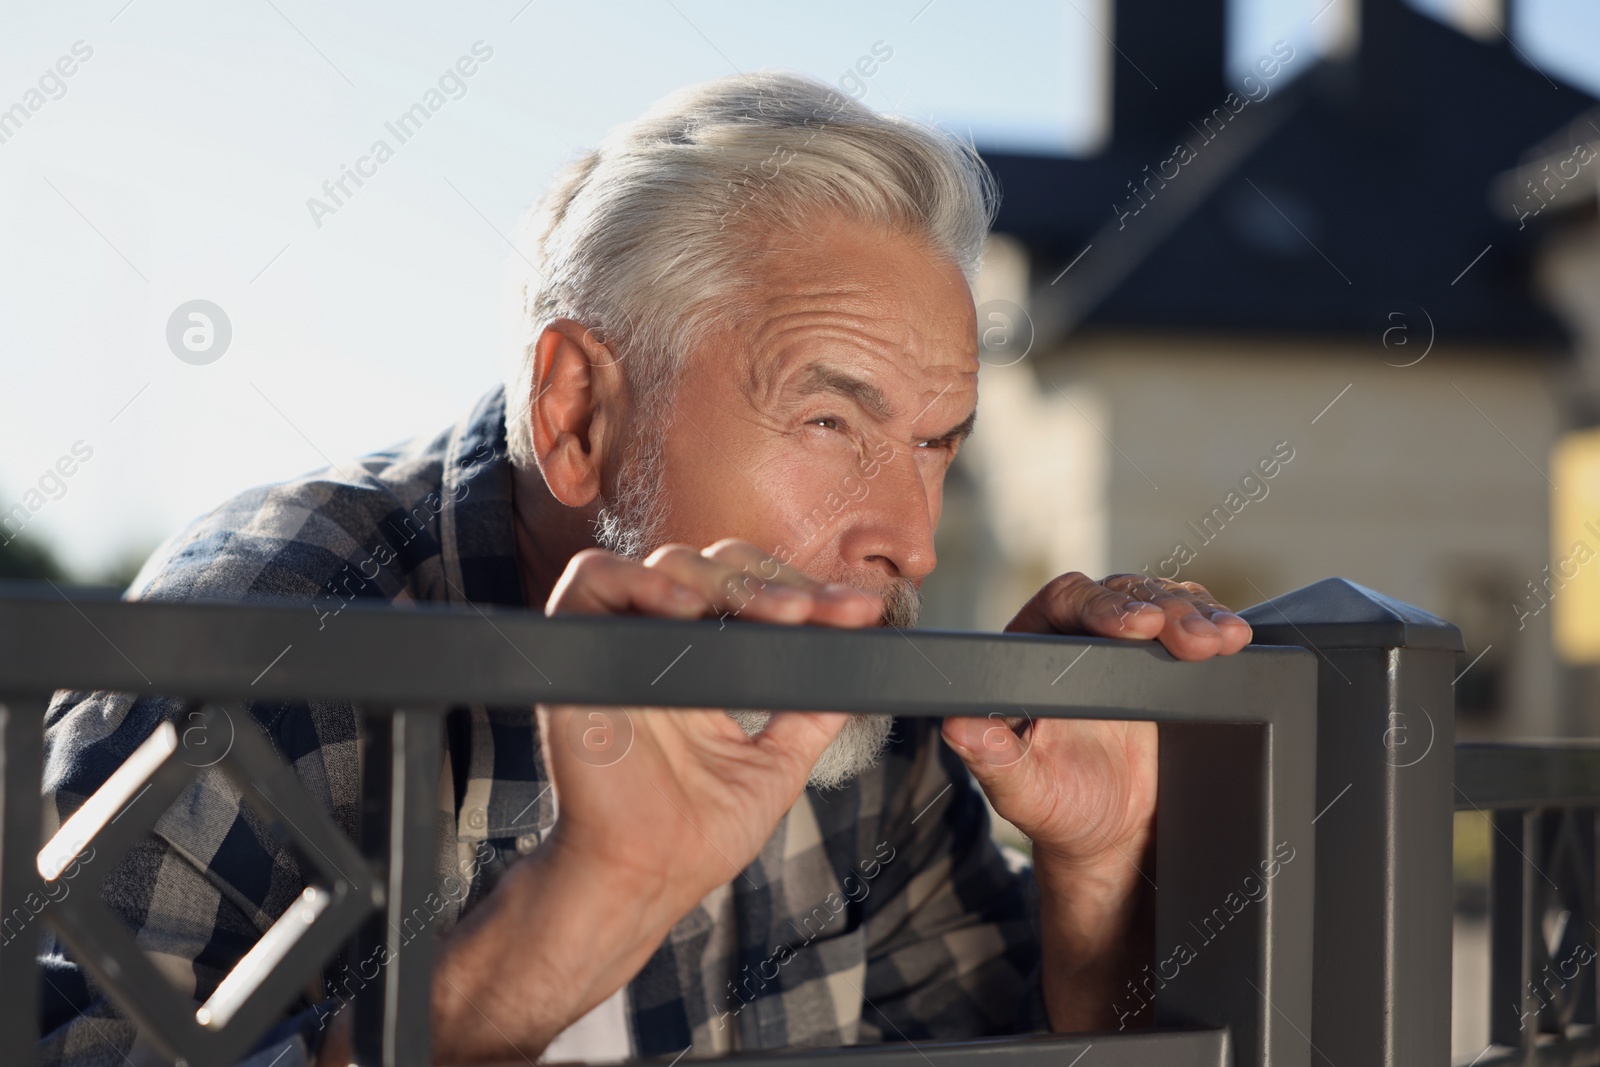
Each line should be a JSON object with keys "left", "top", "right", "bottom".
{"left": 305, "top": 41, "right": 494, "bottom": 228}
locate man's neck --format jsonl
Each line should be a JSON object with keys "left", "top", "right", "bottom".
{"left": 510, "top": 462, "right": 599, "bottom": 611}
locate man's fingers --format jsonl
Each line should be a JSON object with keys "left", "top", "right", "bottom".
{"left": 636, "top": 542, "right": 807, "bottom": 622}
{"left": 947, "top": 716, "right": 1160, "bottom": 868}
{"left": 941, "top": 715, "right": 1028, "bottom": 770}
{"left": 1008, "top": 572, "right": 1164, "bottom": 638}
{"left": 1211, "top": 611, "right": 1252, "bottom": 652}
{"left": 693, "top": 540, "right": 882, "bottom": 628}
{"left": 548, "top": 541, "right": 885, "bottom": 628}
{"left": 546, "top": 548, "right": 707, "bottom": 617}
{"left": 701, "top": 539, "right": 818, "bottom": 588}
{"left": 1104, "top": 577, "right": 1252, "bottom": 661}
{"left": 1168, "top": 581, "right": 1252, "bottom": 653}
{"left": 1009, "top": 572, "right": 1252, "bottom": 660}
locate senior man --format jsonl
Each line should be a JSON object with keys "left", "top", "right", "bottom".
{"left": 39, "top": 72, "right": 1251, "bottom": 1066}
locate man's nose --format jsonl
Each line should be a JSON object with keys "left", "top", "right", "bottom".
{"left": 834, "top": 446, "right": 938, "bottom": 584}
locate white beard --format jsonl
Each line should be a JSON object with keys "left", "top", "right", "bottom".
{"left": 726, "top": 710, "right": 898, "bottom": 790}
{"left": 593, "top": 426, "right": 670, "bottom": 561}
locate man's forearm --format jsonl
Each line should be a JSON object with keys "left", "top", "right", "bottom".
{"left": 1033, "top": 835, "right": 1155, "bottom": 1032}
{"left": 320, "top": 843, "right": 675, "bottom": 1066}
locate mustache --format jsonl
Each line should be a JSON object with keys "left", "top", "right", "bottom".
{"left": 878, "top": 577, "right": 921, "bottom": 629}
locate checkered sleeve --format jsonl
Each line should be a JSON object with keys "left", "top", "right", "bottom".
{"left": 857, "top": 723, "right": 1046, "bottom": 1042}
{"left": 34, "top": 470, "right": 425, "bottom": 1065}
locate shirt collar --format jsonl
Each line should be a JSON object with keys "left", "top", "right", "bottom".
{"left": 436, "top": 386, "right": 527, "bottom": 611}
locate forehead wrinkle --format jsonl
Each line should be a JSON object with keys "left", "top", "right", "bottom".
{"left": 740, "top": 303, "right": 915, "bottom": 408}
{"left": 732, "top": 258, "right": 978, "bottom": 413}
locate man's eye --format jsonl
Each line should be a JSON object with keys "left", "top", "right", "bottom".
{"left": 810, "top": 417, "right": 842, "bottom": 432}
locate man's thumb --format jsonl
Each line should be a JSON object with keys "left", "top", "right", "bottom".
{"left": 941, "top": 716, "right": 1038, "bottom": 803}
{"left": 754, "top": 710, "right": 850, "bottom": 783}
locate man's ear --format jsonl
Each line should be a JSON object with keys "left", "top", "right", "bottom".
{"left": 529, "top": 319, "right": 625, "bottom": 508}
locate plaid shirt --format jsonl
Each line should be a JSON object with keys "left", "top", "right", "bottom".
{"left": 37, "top": 387, "right": 1045, "bottom": 1067}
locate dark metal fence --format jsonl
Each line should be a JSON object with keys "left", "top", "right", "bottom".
{"left": 1456, "top": 744, "right": 1600, "bottom": 1066}
{"left": 0, "top": 574, "right": 1557, "bottom": 1067}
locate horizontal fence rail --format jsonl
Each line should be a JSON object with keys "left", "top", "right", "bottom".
{"left": 0, "top": 587, "right": 1307, "bottom": 715}
{"left": 0, "top": 576, "right": 1466, "bottom": 1067}
{"left": 617, "top": 1029, "right": 1232, "bottom": 1067}
{"left": 1457, "top": 744, "right": 1600, "bottom": 810}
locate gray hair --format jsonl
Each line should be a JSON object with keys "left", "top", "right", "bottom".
{"left": 503, "top": 70, "right": 999, "bottom": 468}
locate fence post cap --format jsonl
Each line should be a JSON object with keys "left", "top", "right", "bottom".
{"left": 1239, "top": 577, "right": 1465, "bottom": 652}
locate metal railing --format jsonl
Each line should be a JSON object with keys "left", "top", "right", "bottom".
{"left": 1457, "top": 744, "right": 1600, "bottom": 1066}
{"left": 0, "top": 576, "right": 1478, "bottom": 1066}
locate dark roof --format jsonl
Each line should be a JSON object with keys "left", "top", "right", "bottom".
{"left": 982, "top": 0, "right": 1598, "bottom": 349}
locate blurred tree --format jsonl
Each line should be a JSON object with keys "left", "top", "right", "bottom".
{"left": 0, "top": 534, "right": 68, "bottom": 581}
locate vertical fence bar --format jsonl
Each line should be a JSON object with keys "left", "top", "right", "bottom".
{"left": 1489, "top": 809, "right": 1536, "bottom": 1054}
{"left": 352, "top": 705, "right": 393, "bottom": 1067}
{"left": 1593, "top": 809, "right": 1600, "bottom": 1038}
{"left": 1147, "top": 623, "right": 1319, "bottom": 1066}
{"left": 0, "top": 694, "right": 46, "bottom": 1067}
{"left": 1566, "top": 809, "right": 1597, "bottom": 1029}
{"left": 353, "top": 707, "right": 441, "bottom": 1067}
{"left": 1242, "top": 578, "right": 1461, "bottom": 1067}
{"left": 1152, "top": 722, "right": 1291, "bottom": 1065}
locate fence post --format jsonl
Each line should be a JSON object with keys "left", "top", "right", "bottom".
{"left": 0, "top": 695, "right": 45, "bottom": 1067}
{"left": 353, "top": 706, "right": 441, "bottom": 1067}
{"left": 1241, "top": 577, "right": 1461, "bottom": 1067}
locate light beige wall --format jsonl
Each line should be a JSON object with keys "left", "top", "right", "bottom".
{"left": 1538, "top": 217, "right": 1600, "bottom": 402}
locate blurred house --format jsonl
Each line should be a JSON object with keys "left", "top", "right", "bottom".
{"left": 923, "top": 0, "right": 1600, "bottom": 739}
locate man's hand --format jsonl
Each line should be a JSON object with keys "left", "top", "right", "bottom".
{"left": 537, "top": 540, "right": 879, "bottom": 913}
{"left": 944, "top": 572, "right": 1249, "bottom": 861}
{"left": 1003, "top": 571, "right": 1251, "bottom": 661}
{"left": 544, "top": 539, "right": 882, "bottom": 628}
{"left": 422, "top": 540, "right": 881, "bottom": 1065}
{"left": 940, "top": 572, "right": 1251, "bottom": 1031}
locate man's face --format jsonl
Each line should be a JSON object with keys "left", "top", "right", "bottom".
{"left": 581, "top": 214, "right": 978, "bottom": 788}
{"left": 650, "top": 214, "right": 980, "bottom": 603}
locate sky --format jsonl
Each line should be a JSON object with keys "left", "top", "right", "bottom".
{"left": 1, "top": 0, "right": 1595, "bottom": 579}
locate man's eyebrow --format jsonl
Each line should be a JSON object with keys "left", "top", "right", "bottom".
{"left": 792, "top": 364, "right": 896, "bottom": 420}
{"left": 930, "top": 409, "right": 978, "bottom": 446}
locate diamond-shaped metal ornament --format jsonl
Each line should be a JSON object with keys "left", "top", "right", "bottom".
{"left": 40, "top": 704, "right": 379, "bottom": 1067}
{"left": 1529, "top": 808, "right": 1598, "bottom": 1033}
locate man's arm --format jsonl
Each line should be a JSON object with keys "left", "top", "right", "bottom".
{"left": 1032, "top": 830, "right": 1156, "bottom": 1030}
{"left": 943, "top": 572, "right": 1250, "bottom": 1031}
{"left": 320, "top": 839, "right": 676, "bottom": 1064}
{"left": 325, "top": 541, "right": 889, "bottom": 1064}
